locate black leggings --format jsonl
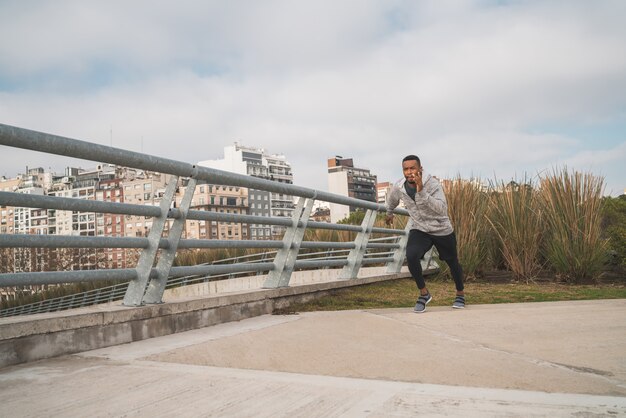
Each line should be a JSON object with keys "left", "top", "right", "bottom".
{"left": 406, "top": 229, "right": 464, "bottom": 292}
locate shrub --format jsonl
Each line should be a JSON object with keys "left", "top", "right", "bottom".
{"left": 443, "top": 176, "right": 491, "bottom": 279}
{"left": 601, "top": 195, "right": 626, "bottom": 269}
{"left": 486, "top": 179, "right": 542, "bottom": 282}
{"left": 538, "top": 168, "right": 607, "bottom": 282}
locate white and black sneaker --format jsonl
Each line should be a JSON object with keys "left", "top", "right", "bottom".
{"left": 452, "top": 295, "right": 465, "bottom": 309}
{"left": 414, "top": 293, "right": 432, "bottom": 313}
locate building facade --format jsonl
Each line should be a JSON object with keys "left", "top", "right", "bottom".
{"left": 376, "top": 182, "right": 391, "bottom": 205}
{"left": 179, "top": 181, "right": 249, "bottom": 240}
{"left": 198, "top": 143, "right": 294, "bottom": 240}
{"left": 327, "top": 156, "right": 377, "bottom": 223}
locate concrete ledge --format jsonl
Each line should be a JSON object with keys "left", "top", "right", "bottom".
{"left": 0, "top": 270, "right": 413, "bottom": 368}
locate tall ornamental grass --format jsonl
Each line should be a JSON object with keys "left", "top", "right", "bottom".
{"left": 538, "top": 169, "right": 607, "bottom": 282}
{"left": 486, "top": 180, "right": 542, "bottom": 282}
{"left": 443, "top": 176, "right": 490, "bottom": 279}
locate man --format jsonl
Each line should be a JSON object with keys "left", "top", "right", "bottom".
{"left": 385, "top": 155, "right": 465, "bottom": 312}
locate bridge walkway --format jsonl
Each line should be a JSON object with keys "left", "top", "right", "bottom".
{"left": 1, "top": 299, "right": 625, "bottom": 417}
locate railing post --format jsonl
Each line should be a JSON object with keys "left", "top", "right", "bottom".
{"left": 386, "top": 221, "right": 411, "bottom": 273}
{"left": 338, "top": 209, "right": 377, "bottom": 279}
{"left": 123, "top": 176, "right": 179, "bottom": 306}
{"left": 142, "top": 178, "right": 197, "bottom": 304}
{"left": 385, "top": 222, "right": 435, "bottom": 273}
{"left": 263, "top": 196, "right": 314, "bottom": 288}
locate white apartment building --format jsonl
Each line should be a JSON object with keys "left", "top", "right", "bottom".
{"left": 198, "top": 143, "right": 295, "bottom": 240}
{"left": 327, "top": 156, "right": 377, "bottom": 223}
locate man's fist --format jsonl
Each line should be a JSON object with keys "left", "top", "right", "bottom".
{"left": 385, "top": 213, "right": 394, "bottom": 226}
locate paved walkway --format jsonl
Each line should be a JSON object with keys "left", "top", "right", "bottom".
{"left": 1, "top": 299, "right": 625, "bottom": 417}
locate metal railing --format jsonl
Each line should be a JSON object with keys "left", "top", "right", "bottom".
{"left": 0, "top": 123, "right": 420, "bottom": 315}
{"left": 1, "top": 236, "right": 442, "bottom": 318}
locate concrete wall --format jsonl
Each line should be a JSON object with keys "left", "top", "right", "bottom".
{"left": 328, "top": 170, "right": 349, "bottom": 223}
{"left": 0, "top": 268, "right": 420, "bottom": 368}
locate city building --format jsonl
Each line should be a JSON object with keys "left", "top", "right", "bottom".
{"left": 198, "top": 143, "right": 295, "bottom": 240}
{"left": 327, "top": 156, "right": 377, "bottom": 223}
{"left": 376, "top": 182, "right": 391, "bottom": 205}
{"left": 122, "top": 172, "right": 169, "bottom": 238}
{"left": 310, "top": 207, "right": 331, "bottom": 223}
{"left": 0, "top": 176, "right": 21, "bottom": 235}
{"left": 96, "top": 178, "right": 126, "bottom": 268}
{"left": 179, "top": 181, "right": 249, "bottom": 240}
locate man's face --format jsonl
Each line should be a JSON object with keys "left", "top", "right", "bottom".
{"left": 402, "top": 160, "right": 422, "bottom": 184}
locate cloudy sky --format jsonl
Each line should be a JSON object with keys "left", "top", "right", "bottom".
{"left": 1, "top": 0, "right": 625, "bottom": 195}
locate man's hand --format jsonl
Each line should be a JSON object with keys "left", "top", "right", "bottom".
{"left": 385, "top": 213, "right": 394, "bottom": 226}
{"left": 415, "top": 169, "right": 423, "bottom": 192}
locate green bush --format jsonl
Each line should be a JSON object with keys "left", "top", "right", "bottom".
{"left": 443, "top": 176, "right": 491, "bottom": 279}
{"left": 486, "top": 179, "right": 542, "bottom": 283}
{"left": 601, "top": 195, "right": 626, "bottom": 269}
{"left": 538, "top": 169, "right": 607, "bottom": 282}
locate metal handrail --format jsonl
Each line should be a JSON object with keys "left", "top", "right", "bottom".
{"left": 0, "top": 123, "right": 416, "bottom": 315}
{"left": 0, "top": 243, "right": 404, "bottom": 317}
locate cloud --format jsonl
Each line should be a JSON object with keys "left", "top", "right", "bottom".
{"left": 1, "top": 0, "right": 625, "bottom": 196}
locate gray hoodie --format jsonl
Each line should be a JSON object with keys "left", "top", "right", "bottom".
{"left": 386, "top": 173, "right": 454, "bottom": 236}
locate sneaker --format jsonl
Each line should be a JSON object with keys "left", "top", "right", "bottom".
{"left": 452, "top": 295, "right": 465, "bottom": 309}
{"left": 414, "top": 293, "right": 432, "bottom": 313}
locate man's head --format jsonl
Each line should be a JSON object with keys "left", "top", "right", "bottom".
{"left": 402, "top": 155, "right": 422, "bottom": 185}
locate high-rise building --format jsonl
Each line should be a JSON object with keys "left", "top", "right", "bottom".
{"left": 327, "top": 156, "right": 377, "bottom": 223}
{"left": 198, "top": 143, "right": 294, "bottom": 240}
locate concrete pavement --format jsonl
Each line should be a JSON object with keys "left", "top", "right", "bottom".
{"left": 1, "top": 299, "right": 625, "bottom": 417}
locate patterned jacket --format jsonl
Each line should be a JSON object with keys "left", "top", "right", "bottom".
{"left": 386, "top": 173, "right": 453, "bottom": 236}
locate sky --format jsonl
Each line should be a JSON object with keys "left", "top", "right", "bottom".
{"left": 1, "top": 0, "right": 625, "bottom": 196}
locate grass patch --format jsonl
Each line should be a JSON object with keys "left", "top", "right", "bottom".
{"left": 274, "top": 276, "right": 626, "bottom": 314}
